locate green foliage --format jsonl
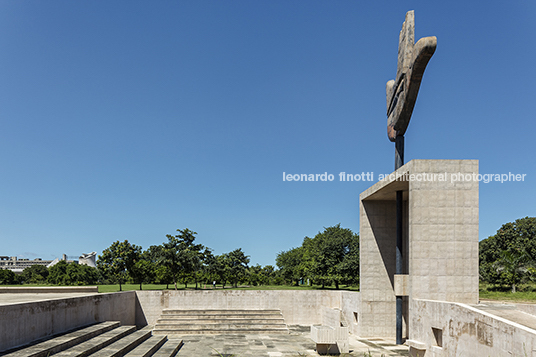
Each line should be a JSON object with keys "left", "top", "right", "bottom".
{"left": 0, "top": 269, "right": 18, "bottom": 285}
{"left": 160, "top": 228, "right": 205, "bottom": 289}
{"left": 277, "top": 224, "right": 359, "bottom": 289}
{"left": 48, "top": 261, "right": 99, "bottom": 285}
{"left": 21, "top": 264, "right": 49, "bottom": 284}
{"left": 129, "top": 259, "right": 156, "bottom": 290}
{"left": 97, "top": 240, "right": 142, "bottom": 291}
{"left": 225, "top": 248, "right": 250, "bottom": 288}
{"left": 480, "top": 217, "right": 536, "bottom": 290}
{"left": 276, "top": 247, "right": 304, "bottom": 286}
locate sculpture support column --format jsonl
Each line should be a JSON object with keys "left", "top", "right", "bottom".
{"left": 386, "top": 11, "right": 435, "bottom": 343}
{"left": 395, "top": 135, "right": 404, "bottom": 345}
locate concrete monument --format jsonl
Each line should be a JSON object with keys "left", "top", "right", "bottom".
{"left": 386, "top": 10, "right": 436, "bottom": 144}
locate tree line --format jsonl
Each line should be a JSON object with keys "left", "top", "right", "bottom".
{"left": 479, "top": 216, "right": 536, "bottom": 292}
{"left": 0, "top": 225, "right": 360, "bottom": 289}
{"left": 4, "top": 217, "right": 534, "bottom": 292}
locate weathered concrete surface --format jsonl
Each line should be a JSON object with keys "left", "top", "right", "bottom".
{"left": 473, "top": 302, "right": 536, "bottom": 331}
{"left": 359, "top": 159, "right": 479, "bottom": 339}
{"left": 174, "top": 325, "right": 408, "bottom": 356}
{"left": 0, "top": 292, "right": 99, "bottom": 305}
{"left": 0, "top": 291, "right": 136, "bottom": 352}
{"left": 386, "top": 10, "right": 437, "bottom": 141}
{"left": 134, "top": 290, "right": 360, "bottom": 332}
{"left": 408, "top": 299, "right": 536, "bottom": 357}
{"left": 0, "top": 286, "right": 98, "bottom": 294}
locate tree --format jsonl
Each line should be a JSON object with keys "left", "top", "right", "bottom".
{"left": 143, "top": 245, "right": 172, "bottom": 288}
{"left": 21, "top": 264, "right": 49, "bottom": 284}
{"left": 97, "top": 240, "right": 142, "bottom": 291}
{"left": 248, "top": 264, "right": 263, "bottom": 286}
{"left": 216, "top": 254, "right": 230, "bottom": 288}
{"left": 480, "top": 217, "right": 536, "bottom": 288}
{"left": 224, "top": 248, "right": 250, "bottom": 288}
{"left": 0, "top": 269, "right": 17, "bottom": 285}
{"left": 130, "top": 260, "right": 156, "bottom": 290}
{"left": 260, "top": 265, "right": 276, "bottom": 285}
{"left": 160, "top": 228, "right": 204, "bottom": 290}
{"left": 276, "top": 247, "right": 304, "bottom": 286}
{"left": 305, "top": 224, "right": 359, "bottom": 289}
{"left": 494, "top": 248, "right": 531, "bottom": 293}
{"left": 48, "top": 262, "right": 99, "bottom": 286}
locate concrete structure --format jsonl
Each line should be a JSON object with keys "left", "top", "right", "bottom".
{"left": 359, "top": 159, "right": 485, "bottom": 355}
{"left": 3, "top": 288, "right": 536, "bottom": 356}
{"left": 0, "top": 291, "right": 135, "bottom": 351}
{"left": 385, "top": 10, "right": 437, "bottom": 142}
{"left": 79, "top": 252, "right": 97, "bottom": 267}
{"left": 0, "top": 254, "right": 74, "bottom": 273}
{"left": 133, "top": 289, "right": 360, "bottom": 330}
{"left": 0, "top": 289, "right": 359, "bottom": 353}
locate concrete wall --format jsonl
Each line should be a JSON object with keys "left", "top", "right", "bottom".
{"left": 408, "top": 299, "right": 536, "bottom": 357}
{"left": 341, "top": 291, "right": 360, "bottom": 335}
{"left": 134, "top": 290, "right": 360, "bottom": 331}
{"left": 407, "top": 160, "right": 479, "bottom": 304}
{"left": 359, "top": 159, "right": 479, "bottom": 339}
{"left": 0, "top": 286, "right": 98, "bottom": 293}
{"left": 0, "top": 291, "right": 136, "bottom": 352}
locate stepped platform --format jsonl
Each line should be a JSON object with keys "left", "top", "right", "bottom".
{"left": 2, "top": 321, "right": 120, "bottom": 357}
{"left": 1, "top": 323, "right": 183, "bottom": 357}
{"left": 153, "top": 309, "right": 289, "bottom": 335}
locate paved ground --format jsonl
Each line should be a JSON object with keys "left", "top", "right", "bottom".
{"left": 172, "top": 326, "right": 409, "bottom": 357}
{"left": 0, "top": 293, "right": 99, "bottom": 305}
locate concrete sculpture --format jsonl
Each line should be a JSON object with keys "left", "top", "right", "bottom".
{"left": 386, "top": 10, "right": 436, "bottom": 142}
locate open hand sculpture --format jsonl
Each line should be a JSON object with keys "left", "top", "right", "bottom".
{"left": 386, "top": 11, "right": 437, "bottom": 142}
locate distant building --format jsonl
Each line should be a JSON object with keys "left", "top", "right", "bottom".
{"left": 0, "top": 254, "right": 74, "bottom": 274}
{"left": 78, "top": 252, "right": 97, "bottom": 268}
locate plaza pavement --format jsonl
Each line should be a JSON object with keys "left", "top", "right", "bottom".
{"left": 173, "top": 325, "right": 409, "bottom": 357}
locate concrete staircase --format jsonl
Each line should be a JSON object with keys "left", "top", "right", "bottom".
{"left": 2, "top": 322, "right": 183, "bottom": 357}
{"left": 153, "top": 309, "right": 289, "bottom": 335}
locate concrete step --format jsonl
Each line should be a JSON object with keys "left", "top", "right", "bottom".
{"left": 156, "top": 318, "right": 285, "bottom": 324}
{"left": 53, "top": 325, "right": 137, "bottom": 357}
{"left": 88, "top": 329, "right": 152, "bottom": 357}
{"left": 151, "top": 339, "right": 183, "bottom": 357}
{"left": 154, "top": 309, "right": 289, "bottom": 335}
{"left": 2, "top": 321, "right": 121, "bottom": 357}
{"left": 123, "top": 335, "right": 167, "bottom": 357}
{"left": 161, "top": 309, "right": 283, "bottom": 316}
{"left": 154, "top": 323, "right": 288, "bottom": 330}
{"left": 153, "top": 328, "right": 290, "bottom": 335}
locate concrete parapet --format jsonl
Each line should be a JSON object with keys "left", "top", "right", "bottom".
{"left": 0, "top": 286, "right": 98, "bottom": 294}
{"left": 409, "top": 299, "right": 536, "bottom": 357}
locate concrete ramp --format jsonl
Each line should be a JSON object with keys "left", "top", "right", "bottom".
{"left": 472, "top": 302, "right": 536, "bottom": 331}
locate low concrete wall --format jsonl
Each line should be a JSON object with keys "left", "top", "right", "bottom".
{"left": 135, "top": 290, "right": 360, "bottom": 329}
{"left": 0, "top": 286, "right": 98, "bottom": 293}
{"left": 0, "top": 289, "right": 361, "bottom": 352}
{"left": 0, "top": 291, "right": 136, "bottom": 352}
{"left": 341, "top": 291, "right": 360, "bottom": 335}
{"left": 408, "top": 298, "right": 536, "bottom": 357}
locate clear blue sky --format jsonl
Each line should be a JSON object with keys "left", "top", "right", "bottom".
{"left": 1, "top": 1, "right": 534, "bottom": 267}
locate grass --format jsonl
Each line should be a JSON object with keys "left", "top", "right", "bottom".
{"left": 479, "top": 283, "right": 536, "bottom": 303}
